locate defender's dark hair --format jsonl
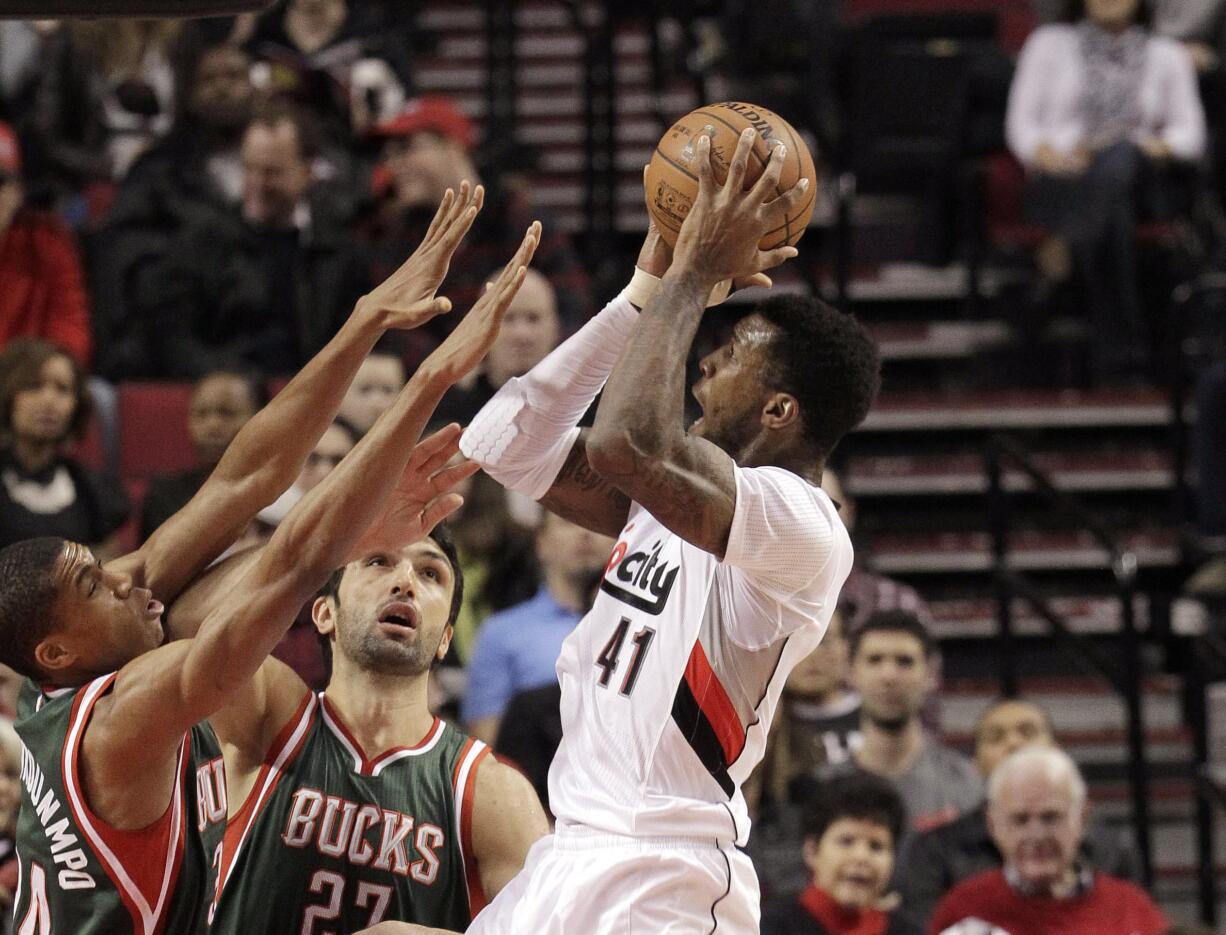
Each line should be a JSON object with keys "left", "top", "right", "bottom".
{"left": 751, "top": 295, "right": 880, "bottom": 460}
{"left": 0, "top": 537, "right": 69, "bottom": 678}
{"left": 848, "top": 608, "right": 936, "bottom": 660}
{"left": 0, "top": 339, "right": 92, "bottom": 444}
{"left": 803, "top": 771, "right": 907, "bottom": 846}
{"left": 317, "top": 524, "right": 465, "bottom": 677}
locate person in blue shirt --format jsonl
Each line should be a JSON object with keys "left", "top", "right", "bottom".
{"left": 462, "top": 511, "right": 614, "bottom": 742}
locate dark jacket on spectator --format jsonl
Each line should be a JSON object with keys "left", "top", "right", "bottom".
{"left": 138, "top": 465, "right": 210, "bottom": 543}
{"left": 0, "top": 209, "right": 91, "bottom": 366}
{"left": 90, "top": 130, "right": 234, "bottom": 379}
{"left": 138, "top": 196, "right": 369, "bottom": 378}
{"left": 899, "top": 801, "right": 1142, "bottom": 927}
{"left": 0, "top": 450, "right": 128, "bottom": 549}
{"left": 762, "top": 886, "right": 922, "bottom": 935}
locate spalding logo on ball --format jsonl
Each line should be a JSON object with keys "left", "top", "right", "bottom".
{"left": 646, "top": 102, "right": 818, "bottom": 250}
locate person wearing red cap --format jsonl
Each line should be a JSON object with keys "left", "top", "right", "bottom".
{"left": 0, "top": 120, "right": 92, "bottom": 367}
{"left": 361, "top": 96, "right": 592, "bottom": 363}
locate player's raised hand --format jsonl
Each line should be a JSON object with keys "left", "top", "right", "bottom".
{"left": 421, "top": 220, "right": 542, "bottom": 385}
{"left": 348, "top": 423, "right": 479, "bottom": 559}
{"left": 355, "top": 181, "right": 485, "bottom": 330}
{"left": 671, "top": 128, "right": 807, "bottom": 286}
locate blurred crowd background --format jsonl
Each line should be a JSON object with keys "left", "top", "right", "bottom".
{"left": 2, "top": 0, "right": 1226, "bottom": 932}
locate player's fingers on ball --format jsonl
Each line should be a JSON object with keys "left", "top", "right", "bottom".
{"left": 695, "top": 135, "right": 715, "bottom": 194}
{"left": 752, "top": 142, "right": 786, "bottom": 199}
{"left": 726, "top": 127, "right": 756, "bottom": 192}
{"left": 767, "top": 175, "right": 809, "bottom": 215}
{"left": 757, "top": 245, "right": 799, "bottom": 271}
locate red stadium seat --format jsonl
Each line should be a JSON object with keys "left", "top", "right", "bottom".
{"left": 68, "top": 412, "right": 106, "bottom": 472}
{"left": 118, "top": 383, "right": 197, "bottom": 483}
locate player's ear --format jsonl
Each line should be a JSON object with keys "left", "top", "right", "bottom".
{"left": 761, "top": 391, "right": 798, "bottom": 430}
{"left": 34, "top": 635, "right": 75, "bottom": 674}
{"left": 435, "top": 624, "right": 454, "bottom": 663}
{"left": 311, "top": 596, "right": 337, "bottom": 637}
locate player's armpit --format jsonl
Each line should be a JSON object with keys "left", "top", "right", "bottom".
{"left": 353, "top": 924, "right": 458, "bottom": 935}
{"left": 587, "top": 431, "right": 737, "bottom": 558}
{"left": 537, "top": 431, "right": 632, "bottom": 537}
{"left": 209, "top": 655, "right": 311, "bottom": 815}
{"left": 471, "top": 757, "right": 550, "bottom": 901}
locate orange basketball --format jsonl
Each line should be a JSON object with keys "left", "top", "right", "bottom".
{"left": 645, "top": 101, "right": 818, "bottom": 250}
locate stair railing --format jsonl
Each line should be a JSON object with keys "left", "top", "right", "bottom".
{"left": 985, "top": 432, "right": 1152, "bottom": 887}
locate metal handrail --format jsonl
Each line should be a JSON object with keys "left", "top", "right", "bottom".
{"left": 985, "top": 432, "right": 1152, "bottom": 887}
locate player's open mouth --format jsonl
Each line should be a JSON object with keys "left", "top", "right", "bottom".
{"left": 377, "top": 601, "right": 419, "bottom": 634}
{"left": 145, "top": 598, "right": 164, "bottom": 619}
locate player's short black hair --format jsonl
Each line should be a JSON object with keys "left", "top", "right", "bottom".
{"left": 317, "top": 524, "right": 465, "bottom": 675}
{"left": 848, "top": 608, "right": 936, "bottom": 660}
{"left": 0, "top": 537, "right": 68, "bottom": 678}
{"left": 803, "top": 771, "right": 907, "bottom": 846}
{"left": 751, "top": 295, "right": 880, "bottom": 460}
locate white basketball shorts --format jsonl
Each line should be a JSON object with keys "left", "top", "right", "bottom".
{"left": 467, "top": 825, "right": 761, "bottom": 934}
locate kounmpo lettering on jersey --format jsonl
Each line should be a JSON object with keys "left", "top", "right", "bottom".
{"left": 600, "top": 536, "right": 678, "bottom": 615}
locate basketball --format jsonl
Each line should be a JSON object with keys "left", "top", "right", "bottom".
{"left": 645, "top": 101, "right": 818, "bottom": 250}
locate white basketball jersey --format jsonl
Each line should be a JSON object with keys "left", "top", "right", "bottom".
{"left": 548, "top": 464, "right": 854, "bottom": 846}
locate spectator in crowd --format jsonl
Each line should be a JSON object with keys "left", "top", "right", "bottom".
{"left": 929, "top": 747, "right": 1167, "bottom": 935}
{"left": 94, "top": 42, "right": 257, "bottom": 378}
{"left": 1006, "top": 0, "right": 1207, "bottom": 382}
{"left": 138, "top": 370, "right": 263, "bottom": 541}
{"left": 0, "top": 121, "right": 91, "bottom": 367}
{"left": 749, "top": 609, "right": 861, "bottom": 814}
{"left": 245, "top": 0, "right": 410, "bottom": 139}
{"left": 822, "top": 467, "right": 934, "bottom": 636}
{"left": 139, "top": 100, "right": 370, "bottom": 378}
{"left": 0, "top": 338, "right": 128, "bottom": 555}
{"left": 363, "top": 95, "right": 591, "bottom": 358}
{"left": 825, "top": 610, "right": 981, "bottom": 836}
{"left": 462, "top": 512, "right": 614, "bottom": 743}
{"left": 900, "top": 698, "right": 1141, "bottom": 926}
{"left": 435, "top": 268, "right": 562, "bottom": 425}
{"left": 761, "top": 773, "right": 922, "bottom": 935}
{"left": 0, "top": 717, "right": 17, "bottom": 928}
{"left": 336, "top": 347, "right": 405, "bottom": 437}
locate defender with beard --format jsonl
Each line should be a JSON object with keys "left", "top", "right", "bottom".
{"left": 163, "top": 222, "right": 549, "bottom": 935}
{"left": 372, "top": 130, "right": 882, "bottom": 934}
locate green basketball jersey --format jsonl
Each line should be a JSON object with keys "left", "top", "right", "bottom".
{"left": 212, "top": 692, "right": 490, "bottom": 934}
{"left": 12, "top": 674, "right": 227, "bottom": 935}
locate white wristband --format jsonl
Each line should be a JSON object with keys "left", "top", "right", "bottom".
{"left": 625, "top": 267, "right": 732, "bottom": 310}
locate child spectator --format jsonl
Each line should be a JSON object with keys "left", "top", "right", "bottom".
{"left": 761, "top": 772, "right": 922, "bottom": 935}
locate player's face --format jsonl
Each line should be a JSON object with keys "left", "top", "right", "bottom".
{"left": 849, "top": 631, "right": 932, "bottom": 730}
{"left": 10, "top": 354, "right": 77, "bottom": 444}
{"left": 690, "top": 314, "right": 778, "bottom": 455}
{"left": 785, "top": 611, "right": 848, "bottom": 700}
{"left": 42, "top": 543, "right": 165, "bottom": 678}
{"left": 804, "top": 818, "right": 894, "bottom": 910}
{"left": 323, "top": 539, "right": 455, "bottom": 677}
{"left": 188, "top": 374, "right": 257, "bottom": 465}
{"left": 338, "top": 355, "right": 405, "bottom": 434}
{"left": 988, "top": 769, "right": 1085, "bottom": 892}
{"left": 975, "top": 701, "right": 1054, "bottom": 779}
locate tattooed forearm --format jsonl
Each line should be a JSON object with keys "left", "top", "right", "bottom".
{"left": 538, "top": 434, "right": 632, "bottom": 536}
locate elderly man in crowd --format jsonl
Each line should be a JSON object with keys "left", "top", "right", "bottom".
{"left": 900, "top": 697, "right": 1140, "bottom": 925}
{"left": 929, "top": 747, "right": 1166, "bottom": 935}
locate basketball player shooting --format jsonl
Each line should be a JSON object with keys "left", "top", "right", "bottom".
{"left": 362, "top": 128, "right": 881, "bottom": 934}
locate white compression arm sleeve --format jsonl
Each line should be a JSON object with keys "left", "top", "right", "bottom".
{"left": 460, "top": 291, "right": 639, "bottom": 499}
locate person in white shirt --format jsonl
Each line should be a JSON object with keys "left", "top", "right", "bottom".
{"left": 360, "top": 130, "right": 881, "bottom": 934}
{"left": 1006, "top": 0, "right": 1207, "bottom": 382}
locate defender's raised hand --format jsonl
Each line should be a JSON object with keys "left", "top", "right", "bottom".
{"left": 671, "top": 128, "right": 808, "bottom": 287}
{"left": 348, "top": 423, "right": 479, "bottom": 559}
{"left": 355, "top": 181, "right": 485, "bottom": 330}
{"left": 422, "top": 220, "right": 542, "bottom": 385}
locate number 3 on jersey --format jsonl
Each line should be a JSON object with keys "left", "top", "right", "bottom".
{"left": 595, "top": 617, "right": 656, "bottom": 696}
